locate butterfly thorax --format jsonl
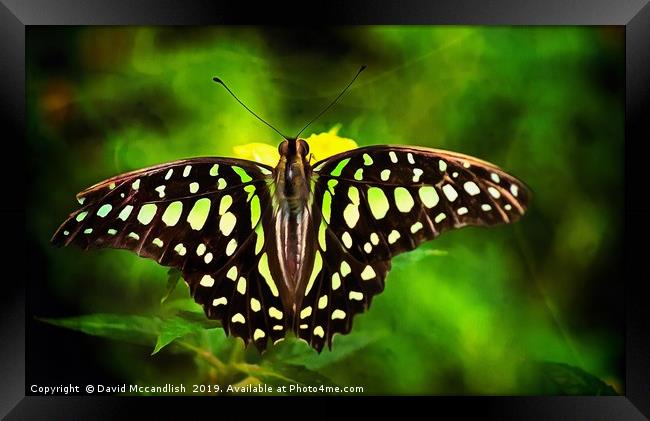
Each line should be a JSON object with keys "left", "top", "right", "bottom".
{"left": 272, "top": 138, "right": 316, "bottom": 315}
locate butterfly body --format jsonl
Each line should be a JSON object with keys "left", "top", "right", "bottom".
{"left": 53, "top": 137, "right": 530, "bottom": 353}
{"left": 271, "top": 138, "right": 316, "bottom": 320}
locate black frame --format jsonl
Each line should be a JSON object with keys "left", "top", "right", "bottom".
{"left": 2, "top": 0, "right": 648, "bottom": 419}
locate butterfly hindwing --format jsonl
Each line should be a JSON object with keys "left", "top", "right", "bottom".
{"left": 295, "top": 198, "right": 390, "bottom": 351}
{"left": 301, "top": 145, "right": 530, "bottom": 349}
{"left": 51, "top": 157, "right": 284, "bottom": 350}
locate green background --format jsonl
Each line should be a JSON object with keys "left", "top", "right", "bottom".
{"left": 27, "top": 26, "right": 624, "bottom": 395}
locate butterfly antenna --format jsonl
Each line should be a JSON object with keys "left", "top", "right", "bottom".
{"left": 213, "top": 76, "right": 289, "bottom": 139}
{"left": 295, "top": 65, "right": 367, "bottom": 139}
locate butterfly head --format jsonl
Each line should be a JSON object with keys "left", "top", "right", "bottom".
{"left": 278, "top": 138, "right": 310, "bottom": 160}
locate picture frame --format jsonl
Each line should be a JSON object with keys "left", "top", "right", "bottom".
{"left": 1, "top": 0, "right": 648, "bottom": 418}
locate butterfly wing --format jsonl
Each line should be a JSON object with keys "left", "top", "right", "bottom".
{"left": 299, "top": 145, "right": 530, "bottom": 351}
{"left": 52, "top": 158, "right": 287, "bottom": 350}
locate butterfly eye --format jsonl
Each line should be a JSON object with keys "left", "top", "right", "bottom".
{"left": 278, "top": 140, "right": 289, "bottom": 155}
{"left": 298, "top": 139, "right": 310, "bottom": 157}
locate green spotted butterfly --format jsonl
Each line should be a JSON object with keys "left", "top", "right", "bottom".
{"left": 52, "top": 68, "right": 530, "bottom": 352}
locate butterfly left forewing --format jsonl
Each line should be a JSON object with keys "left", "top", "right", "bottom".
{"left": 52, "top": 157, "right": 285, "bottom": 351}
{"left": 300, "top": 145, "right": 530, "bottom": 349}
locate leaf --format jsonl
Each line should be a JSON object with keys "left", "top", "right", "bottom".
{"left": 262, "top": 330, "right": 386, "bottom": 370}
{"left": 160, "top": 268, "right": 183, "bottom": 304}
{"left": 39, "top": 313, "right": 213, "bottom": 356}
{"left": 517, "top": 361, "right": 618, "bottom": 395}
{"left": 173, "top": 310, "right": 222, "bottom": 329}
{"left": 151, "top": 316, "right": 207, "bottom": 355}
{"left": 393, "top": 247, "right": 448, "bottom": 268}
{"left": 38, "top": 314, "right": 161, "bottom": 347}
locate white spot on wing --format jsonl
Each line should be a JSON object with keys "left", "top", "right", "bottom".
{"left": 269, "top": 307, "right": 283, "bottom": 320}
{"left": 442, "top": 184, "right": 459, "bottom": 202}
{"left": 237, "top": 277, "right": 247, "bottom": 294}
{"left": 250, "top": 298, "right": 261, "bottom": 312}
{"left": 200, "top": 275, "right": 214, "bottom": 287}
{"left": 313, "top": 326, "right": 325, "bottom": 338}
{"left": 463, "top": 181, "right": 480, "bottom": 196}
{"left": 349, "top": 291, "right": 364, "bottom": 301}
{"left": 331, "top": 273, "right": 341, "bottom": 290}
{"left": 219, "top": 212, "right": 237, "bottom": 236}
{"left": 412, "top": 168, "right": 423, "bottom": 182}
{"left": 231, "top": 313, "right": 245, "bottom": 324}
{"left": 318, "top": 295, "right": 328, "bottom": 309}
{"left": 341, "top": 231, "right": 353, "bottom": 249}
{"left": 212, "top": 297, "right": 227, "bottom": 307}
{"left": 510, "top": 184, "right": 519, "bottom": 197}
{"left": 254, "top": 329, "right": 266, "bottom": 340}
{"left": 226, "top": 238, "right": 237, "bottom": 256}
{"left": 360, "top": 265, "right": 376, "bottom": 280}
{"left": 331, "top": 310, "right": 346, "bottom": 320}
{"left": 226, "top": 266, "right": 238, "bottom": 281}
{"left": 410, "top": 222, "right": 423, "bottom": 233}
{"left": 155, "top": 185, "right": 166, "bottom": 198}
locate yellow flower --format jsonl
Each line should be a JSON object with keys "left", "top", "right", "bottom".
{"left": 232, "top": 143, "right": 278, "bottom": 167}
{"left": 232, "top": 125, "right": 358, "bottom": 167}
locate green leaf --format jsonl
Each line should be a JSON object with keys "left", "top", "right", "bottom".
{"left": 173, "top": 310, "right": 222, "bottom": 330}
{"left": 39, "top": 313, "right": 214, "bottom": 356}
{"left": 160, "top": 268, "right": 183, "bottom": 304}
{"left": 38, "top": 314, "right": 161, "bottom": 346}
{"left": 262, "top": 330, "right": 386, "bottom": 370}
{"left": 151, "top": 316, "right": 207, "bottom": 355}
{"left": 392, "top": 247, "right": 448, "bottom": 268}
{"left": 517, "top": 361, "right": 618, "bottom": 395}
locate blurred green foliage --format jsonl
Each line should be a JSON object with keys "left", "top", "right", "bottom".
{"left": 27, "top": 26, "right": 623, "bottom": 395}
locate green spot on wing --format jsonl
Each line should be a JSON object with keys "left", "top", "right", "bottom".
{"left": 330, "top": 158, "right": 350, "bottom": 177}
{"left": 321, "top": 190, "right": 333, "bottom": 223}
{"left": 327, "top": 179, "right": 338, "bottom": 193}
{"left": 187, "top": 198, "right": 211, "bottom": 230}
{"left": 250, "top": 194, "right": 261, "bottom": 228}
{"left": 305, "top": 251, "right": 322, "bottom": 295}
{"left": 97, "top": 204, "right": 112, "bottom": 218}
{"left": 367, "top": 187, "right": 390, "bottom": 219}
{"left": 162, "top": 201, "right": 183, "bottom": 226}
{"left": 137, "top": 203, "right": 157, "bottom": 225}
{"left": 233, "top": 166, "right": 252, "bottom": 183}
{"left": 258, "top": 254, "right": 279, "bottom": 297}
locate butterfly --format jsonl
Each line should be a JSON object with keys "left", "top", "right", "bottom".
{"left": 51, "top": 67, "right": 530, "bottom": 353}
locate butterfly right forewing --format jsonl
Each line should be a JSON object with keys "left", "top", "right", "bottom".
{"left": 296, "top": 145, "right": 530, "bottom": 350}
